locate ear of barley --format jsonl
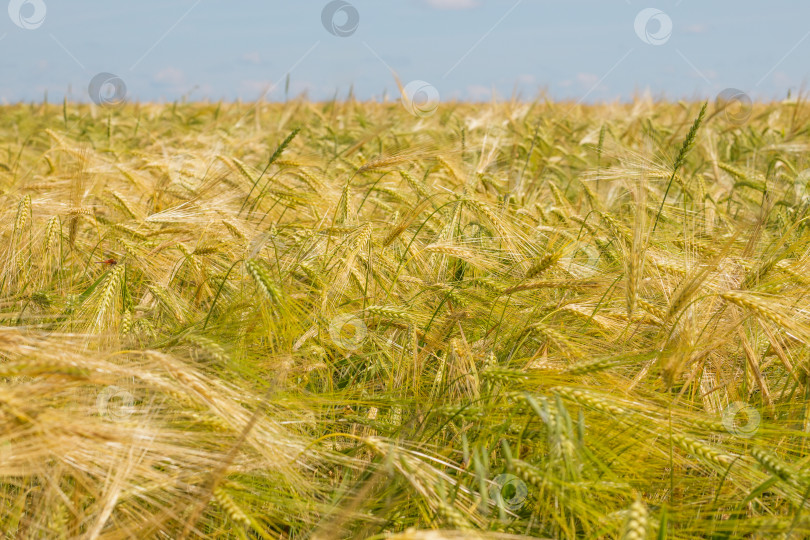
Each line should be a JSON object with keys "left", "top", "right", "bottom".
{"left": 750, "top": 447, "right": 803, "bottom": 488}
{"left": 435, "top": 500, "right": 473, "bottom": 530}
{"left": 400, "top": 170, "right": 432, "bottom": 201}
{"left": 510, "top": 458, "right": 545, "bottom": 489}
{"left": 480, "top": 367, "right": 529, "bottom": 383}
{"left": 525, "top": 250, "right": 562, "bottom": 279}
{"left": 552, "top": 387, "right": 626, "bottom": 416}
{"left": 637, "top": 298, "right": 667, "bottom": 322}
{"left": 213, "top": 486, "right": 251, "bottom": 528}
{"left": 365, "top": 305, "right": 412, "bottom": 324}
{"left": 621, "top": 498, "right": 649, "bottom": 540}
{"left": 721, "top": 291, "right": 798, "bottom": 334}
{"left": 652, "top": 102, "right": 707, "bottom": 233}
{"left": 671, "top": 433, "right": 732, "bottom": 467}
{"left": 245, "top": 259, "right": 282, "bottom": 305}
{"left": 529, "top": 323, "right": 585, "bottom": 359}
{"left": 504, "top": 278, "right": 599, "bottom": 294}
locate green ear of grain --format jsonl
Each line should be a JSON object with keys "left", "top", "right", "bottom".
{"left": 239, "top": 128, "right": 301, "bottom": 214}
{"left": 245, "top": 259, "right": 282, "bottom": 305}
{"left": 651, "top": 102, "right": 707, "bottom": 233}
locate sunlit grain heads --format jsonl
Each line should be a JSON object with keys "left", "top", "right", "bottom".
{"left": 8, "top": 0, "right": 46, "bottom": 29}
{"left": 634, "top": 8, "right": 672, "bottom": 45}
{"left": 96, "top": 385, "right": 136, "bottom": 422}
{"left": 721, "top": 401, "right": 760, "bottom": 438}
{"left": 401, "top": 80, "right": 440, "bottom": 118}
{"left": 488, "top": 473, "right": 528, "bottom": 512}
{"left": 88, "top": 72, "right": 127, "bottom": 108}
{"left": 715, "top": 88, "right": 752, "bottom": 125}
{"left": 328, "top": 313, "right": 368, "bottom": 350}
{"left": 321, "top": 0, "right": 359, "bottom": 37}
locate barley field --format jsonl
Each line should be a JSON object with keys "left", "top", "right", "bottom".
{"left": 1, "top": 96, "right": 810, "bottom": 539}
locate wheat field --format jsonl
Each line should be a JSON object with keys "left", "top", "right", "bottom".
{"left": 1, "top": 95, "right": 810, "bottom": 538}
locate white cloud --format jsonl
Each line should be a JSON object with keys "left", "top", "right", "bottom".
{"left": 424, "top": 0, "right": 480, "bottom": 10}
{"left": 466, "top": 84, "right": 492, "bottom": 100}
{"left": 576, "top": 72, "right": 599, "bottom": 87}
{"left": 153, "top": 67, "right": 185, "bottom": 87}
{"left": 242, "top": 51, "right": 262, "bottom": 65}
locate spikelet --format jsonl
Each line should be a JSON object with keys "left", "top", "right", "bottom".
{"left": 552, "top": 387, "right": 627, "bottom": 416}
{"left": 481, "top": 367, "right": 529, "bottom": 383}
{"left": 465, "top": 199, "right": 510, "bottom": 243}
{"left": 565, "top": 356, "right": 619, "bottom": 375}
{"left": 109, "top": 191, "right": 138, "bottom": 219}
{"left": 352, "top": 222, "right": 372, "bottom": 252}
{"left": 622, "top": 498, "right": 649, "bottom": 540}
{"left": 184, "top": 334, "right": 229, "bottom": 363}
{"left": 230, "top": 157, "right": 256, "bottom": 185}
{"left": 221, "top": 219, "right": 245, "bottom": 240}
{"left": 504, "top": 279, "right": 599, "bottom": 294}
{"left": 365, "top": 305, "right": 412, "bottom": 324}
{"left": 43, "top": 215, "right": 60, "bottom": 257}
{"left": 213, "top": 485, "right": 251, "bottom": 527}
{"left": 720, "top": 291, "right": 793, "bottom": 330}
{"left": 48, "top": 500, "right": 68, "bottom": 539}
{"left": 637, "top": 298, "right": 667, "bottom": 322}
{"left": 357, "top": 154, "right": 413, "bottom": 174}
{"left": 14, "top": 194, "right": 31, "bottom": 236}
{"left": 529, "top": 323, "right": 585, "bottom": 359}
{"left": 112, "top": 223, "right": 147, "bottom": 240}
{"left": 750, "top": 447, "right": 804, "bottom": 488}
{"left": 525, "top": 250, "right": 562, "bottom": 279}
{"left": 92, "top": 264, "right": 124, "bottom": 330}
{"left": 511, "top": 459, "right": 545, "bottom": 489}
{"left": 671, "top": 433, "right": 732, "bottom": 466}
{"left": 120, "top": 309, "right": 134, "bottom": 335}
{"left": 245, "top": 259, "right": 282, "bottom": 304}
{"left": 400, "top": 170, "right": 432, "bottom": 200}
{"left": 652, "top": 102, "right": 707, "bottom": 232}
{"left": 424, "top": 243, "right": 478, "bottom": 261}
{"left": 435, "top": 500, "right": 473, "bottom": 530}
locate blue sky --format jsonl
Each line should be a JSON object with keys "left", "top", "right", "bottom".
{"left": 1, "top": 0, "right": 808, "bottom": 103}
